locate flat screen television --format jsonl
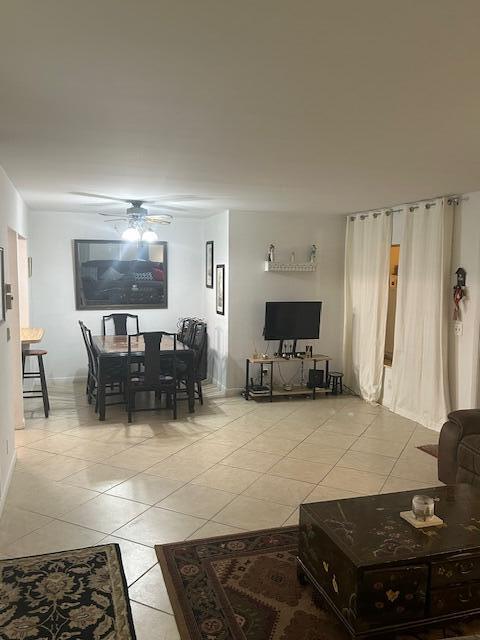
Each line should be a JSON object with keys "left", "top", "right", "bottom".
{"left": 264, "top": 301, "right": 322, "bottom": 340}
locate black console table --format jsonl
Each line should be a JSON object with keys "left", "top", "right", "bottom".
{"left": 244, "top": 353, "right": 330, "bottom": 401}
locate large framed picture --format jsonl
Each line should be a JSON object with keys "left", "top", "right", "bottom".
{"left": 74, "top": 239, "right": 168, "bottom": 310}
{"left": 205, "top": 241, "right": 214, "bottom": 288}
{"left": 216, "top": 264, "right": 225, "bottom": 315}
{"left": 0, "top": 247, "right": 5, "bottom": 323}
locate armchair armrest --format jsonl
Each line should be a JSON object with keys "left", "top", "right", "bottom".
{"left": 447, "top": 409, "right": 480, "bottom": 438}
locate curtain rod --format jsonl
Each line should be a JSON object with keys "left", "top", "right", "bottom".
{"left": 348, "top": 194, "right": 467, "bottom": 220}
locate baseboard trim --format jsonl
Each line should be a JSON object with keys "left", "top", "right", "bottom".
{"left": 0, "top": 450, "right": 17, "bottom": 517}
{"left": 387, "top": 405, "right": 443, "bottom": 432}
{"left": 224, "top": 387, "right": 243, "bottom": 397}
{"left": 49, "top": 376, "right": 88, "bottom": 384}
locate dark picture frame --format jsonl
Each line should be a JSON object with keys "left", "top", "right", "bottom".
{"left": 206, "top": 241, "right": 214, "bottom": 288}
{"left": 0, "top": 247, "right": 5, "bottom": 323}
{"left": 73, "top": 239, "right": 168, "bottom": 310}
{"left": 216, "top": 264, "right": 225, "bottom": 315}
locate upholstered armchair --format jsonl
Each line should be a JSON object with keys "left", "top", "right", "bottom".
{"left": 438, "top": 409, "right": 480, "bottom": 486}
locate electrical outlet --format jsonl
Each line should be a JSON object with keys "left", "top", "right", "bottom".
{"left": 454, "top": 321, "right": 463, "bottom": 336}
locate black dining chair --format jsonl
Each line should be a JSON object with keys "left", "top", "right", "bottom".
{"left": 177, "top": 318, "right": 188, "bottom": 343}
{"left": 126, "top": 331, "right": 180, "bottom": 422}
{"left": 79, "top": 320, "right": 95, "bottom": 403}
{"left": 190, "top": 321, "right": 208, "bottom": 404}
{"left": 102, "top": 313, "right": 140, "bottom": 336}
{"left": 80, "top": 321, "right": 126, "bottom": 413}
{"left": 181, "top": 318, "right": 197, "bottom": 347}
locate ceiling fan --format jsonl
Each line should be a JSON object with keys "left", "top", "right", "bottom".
{"left": 72, "top": 191, "right": 207, "bottom": 241}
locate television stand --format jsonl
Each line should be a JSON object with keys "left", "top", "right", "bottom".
{"left": 244, "top": 353, "right": 331, "bottom": 402}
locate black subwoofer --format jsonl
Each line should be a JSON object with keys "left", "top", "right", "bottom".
{"left": 307, "top": 369, "right": 324, "bottom": 389}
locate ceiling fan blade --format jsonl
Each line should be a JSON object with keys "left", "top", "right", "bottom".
{"left": 83, "top": 202, "right": 124, "bottom": 208}
{"left": 103, "top": 218, "right": 128, "bottom": 223}
{"left": 148, "top": 205, "right": 190, "bottom": 213}
{"left": 145, "top": 214, "right": 173, "bottom": 224}
{"left": 147, "top": 195, "right": 210, "bottom": 204}
{"left": 98, "top": 212, "right": 127, "bottom": 217}
{"left": 71, "top": 191, "right": 133, "bottom": 203}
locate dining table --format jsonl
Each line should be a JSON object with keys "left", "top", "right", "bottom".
{"left": 91, "top": 334, "right": 196, "bottom": 420}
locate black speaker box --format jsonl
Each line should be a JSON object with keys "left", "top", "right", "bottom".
{"left": 307, "top": 369, "right": 324, "bottom": 389}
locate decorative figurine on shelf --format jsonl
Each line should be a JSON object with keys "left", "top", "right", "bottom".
{"left": 310, "top": 244, "right": 317, "bottom": 263}
{"left": 267, "top": 244, "right": 275, "bottom": 262}
{"left": 290, "top": 251, "right": 296, "bottom": 263}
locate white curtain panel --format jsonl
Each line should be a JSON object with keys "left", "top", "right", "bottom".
{"left": 390, "top": 198, "right": 453, "bottom": 430}
{"left": 343, "top": 211, "right": 392, "bottom": 402}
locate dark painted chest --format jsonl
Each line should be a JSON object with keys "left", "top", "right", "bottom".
{"left": 298, "top": 485, "right": 480, "bottom": 638}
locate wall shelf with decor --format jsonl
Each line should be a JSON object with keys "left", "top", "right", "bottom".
{"left": 264, "top": 261, "right": 316, "bottom": 273}
{"left": 264, "top": 244, "right": 317, "bottom": 273}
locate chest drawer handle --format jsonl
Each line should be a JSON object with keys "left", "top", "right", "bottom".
{"left": 459, "top": 562, "right": 475, "bottom": 574}
{"left": 458, "top": 590, "right": 472, "bottom": 603}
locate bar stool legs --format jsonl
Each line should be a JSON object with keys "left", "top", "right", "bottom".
{"left": 22, "top": 349, "right": 50, "bottom": 418}
{"left": 38, "top": 354, "right": 50, "bottom": 416}
{"left": 328, "top": 372, "right": 344, "bottom": 395}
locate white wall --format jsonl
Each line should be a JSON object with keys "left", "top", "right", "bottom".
{"left": 227, "top": 211, "right": 345, "bottom": 391}
{"left": 202, "top": 211, "right": 229, "bottom": 390}
{"left": 449, "top": 193, "right": 480, "bottom": 410}
{"left": 0, "top": 166, "right": 29, "bottom": 509}
{"left": 29, "top": 211, "right": 204, "bottom": 380}
{"left": 28, "top": 198, "right": 480, "bottom": 408}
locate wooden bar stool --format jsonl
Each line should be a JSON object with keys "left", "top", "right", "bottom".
{"left": 22, "top": 349, "right": 50, "bottom": 417}
{"left": 327, "top": 371, "right": 344, "bottom": 395}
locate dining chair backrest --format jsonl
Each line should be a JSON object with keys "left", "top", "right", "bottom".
{"left": 128, "top": 331, "right": 177, "bottom": 387}
{"left": 182, "top": 318, "right": 197, "bottom": 347}
{"left": 79, "top": 321, "right": 98, "bottom": 377}
{"left": 79, "top": 320, "right": 91, "bottom": 371}
{"left": 177, "top": 318, "right": 188, "bottom": 342}
{"left": 103, "top": 313, "right": 140, "bottom": 336}
{"left": 191, "top": 321, "right": 207, "bottom": 351}
{"left": 191, "top": 321, "right": 208, "bottom": 380}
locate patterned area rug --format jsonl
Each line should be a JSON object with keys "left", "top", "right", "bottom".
{"left": 157, "top": 526, "right": 480, "bottom": 640}
{"left": 0, "top": 543, "right": 136, "bottom": 640}
{"left": 417, "top": 444, "right": 439, "bottom": 458}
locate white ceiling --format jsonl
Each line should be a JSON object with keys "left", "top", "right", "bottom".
{"left": 1, "top": 1, "right": 480, "bottom": 217}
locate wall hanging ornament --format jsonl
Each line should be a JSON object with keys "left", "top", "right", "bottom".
{"left": 453, "top": 267, "right": 466, "bottom": 320}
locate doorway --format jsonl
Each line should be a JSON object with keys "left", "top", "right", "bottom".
{"left": 384, "top": 244, "right": 400, "bottom": 366}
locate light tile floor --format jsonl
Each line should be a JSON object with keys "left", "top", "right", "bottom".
{"left": 2, "top": 382, "right": 442, "bottom": 640}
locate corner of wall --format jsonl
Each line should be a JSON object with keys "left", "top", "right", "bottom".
{"left": 0, "top": 450, "right": 17, "bottom": 517}
{"left": 201, "top": 210, "right": 230, "bottom": 392}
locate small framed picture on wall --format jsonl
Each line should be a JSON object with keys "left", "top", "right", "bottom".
{"left": 205, "top": 241, "right": 214, "bottom": 288}
{"left": 0, "top": 247, "right": 5, "bottom": 323}
{"left": 216, "top": 264, "right": 225, "bottom": 315}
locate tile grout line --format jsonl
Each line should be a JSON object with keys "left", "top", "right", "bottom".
{"left": 12, "top": 397, "right": 378, "bottom": 533}
{"left": 8, "top": 386, "right": 434, "bottom": 562}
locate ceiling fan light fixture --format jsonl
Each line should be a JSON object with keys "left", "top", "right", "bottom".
{"left": 157, "top": 214, "right": 173, "bottom": 225}
{"left": 122, "top": 226, "right": 141, "bottom": 242}
{"left": 141, "top": 228, "right": 158, "bottom": 242}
